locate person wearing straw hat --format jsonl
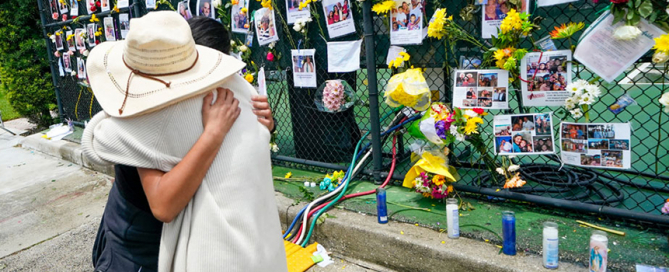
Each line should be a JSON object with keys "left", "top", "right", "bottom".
{"left": 82, "top": 11, "right": 286, "bottom": 272}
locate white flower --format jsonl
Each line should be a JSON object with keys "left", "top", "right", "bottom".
{"left": 463, "top": 109, "right": 478, "bottom": 118}
{"left": 449, "top": 125, "right": 458, "bottom": 136}
{"left": 268, "top": 41, "right": 276, "bottom": 49}
{"left": 212, "top": 0, "right": 222, "bottom": 8}
{"left": 565, "top": 101, "right": 576, "bottom": 110}
{"left": 293, "top": 23, "right": 302, "bottom": 32}
{"left": 508, "top": 164, "right": 520, "bottom": 172}
{"left": 612, "top": 25, "right": 642, "bottom": 41}
{"left": 82, "top": 50, "right": 89, "bottom": 57}
{"left": 455, "top": 132, "right": 465, "bottom": 142}
{"left": 584, "top": 85, "right": 601, "bottom": 98}
{"left": 239, "top": 45, "right": 248, "bottom": 52}
{"left": 564, "top": 96, "right": 575, "bottom": 105}
{"left": 231, "top": 40, "right": 236, "bottom": 46}
{"left": 71, "top": 71, "right": 76, "bottom": 76}
{"left": 508, "top": 155, "right": 516, "bottom": 159}
{"left": 566, "top": 83, "right": 583, "bottom": 94}
{"left": 653, "top": 50, "right": 669, "bottom": 64}
{"left": 579, "top": 93, "right": 594, "bottom": 105}
{"left": 660, "top": 92, "right": 669, "bottom": 113}
{"left": 49, "top": 35, "right": 56, "bottom": 42}
{"left": 496, "top": 168, "right": 505, "bottom": 175}
{"left": 270, "top": 143, "right": 279, "bottom": 152}
{"left": 570, "top": 108, "right": 583, "bottom": 119}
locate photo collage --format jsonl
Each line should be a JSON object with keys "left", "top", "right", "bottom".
{"left": 520, "top": 50, "right": 573, "bottom": 106}
{"left": 493, "top": 113, "right": 555, "bottom": 155}
{"left": 453, "top": 69, "right": 509, "bottom": 109}
{"left": 560, "top": 122, "right": 631, "bottom": 169}
{"left": 390, "top": 0, "right": 424, "bottom": 45}
{"left": 322, "top": 0, "right": 356, "bottom": 38}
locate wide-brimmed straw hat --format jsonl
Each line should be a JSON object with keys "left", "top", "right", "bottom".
{"left": 87, "top": 11, "right": 246, "bottom": 117}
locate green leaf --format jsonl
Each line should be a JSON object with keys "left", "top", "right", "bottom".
{"left": 650, "top": 10, "right": 659, "bottom": 22}
{"left": 638, "top": 1, "right": 653, "bottom": 18}
{"left": 634, "top": 0, "right": 641, "bottom": 9}
{"left": 612, "top": 6, "right": 626, "bottom": 25}
{"left": 628, "top": 11, "right": 641, "bottom": 25}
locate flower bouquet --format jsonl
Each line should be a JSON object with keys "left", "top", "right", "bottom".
{"left": 403, "top": 149, "right": 458, "bottom": 199}
{"left": 495, "top": 156, "right": 526, "bottom": 189}
{"left": 412, "top": 171, "right": 454, "bottom": 199}
{"left": 384, "top": 68, "right": 431, "bottom": 111}
{"left": 314, "top": 80, "right": 355, "bottom": 113}
{"left": 564, "top": 79, "right": 602, "bottom": 120}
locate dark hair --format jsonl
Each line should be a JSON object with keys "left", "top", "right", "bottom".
{"left": 188, "top": 16, "right": 231, "bottom": 54}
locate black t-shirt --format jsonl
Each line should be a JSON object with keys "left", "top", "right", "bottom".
{"left": 114, "top": 164, "right": 153, "bottom": 215}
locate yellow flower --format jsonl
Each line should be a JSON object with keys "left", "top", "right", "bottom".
{"left": 427, "top": 8, "right": 448, "bottom": 40}
{"left": 654, "top": 34, "right": 669, "bottom": 53}
{"left": 432, "top": 175, "right": 445, "bottom": 186}
{"left": 240, "top": 7, "right": 247, "bottom": 14}
{"left": 66, "top": 33, "right": 75, "bottom": 41}
{"left": 422, "top": 192, "right": 432, "bottom": 198}
{"left": 447, "top": 185, "right": 453, "bottom": 194}
{"left": 372, "top": 0, "right": 394, "bottom": 15}
{"left": 499, "top": 9, "right": 522, "bottom": 34}
{"left": 549, "top": 22, "right": 584, "bottom": 39}
{"left": 399, "top": 51, "right": 410, "bottom": 61}
{"left": 464, "top": 117, "right": 483, "bottom": 135}
{"left": 298, "top": 0, "right": 312, "bottom": 10}
{"left": 232, "top": 0, "right": 239, "bottom": 4}
{"left": 58, "top": 0, "right": 66, "bottom": 5}
{"left": 90, "top": 14, "right": 99, "bottom": 22}
{"left": 387, "top": 59, "right": 395, "bottom": 69}
{"left": 245, "top": 73, "right": 254, "bottom": 83}
{"left": 112, "top": 5, "right": 120, "bottom": 13}
{"left": 284, "top": 172, "right": 292, "bottom": 178}
{"left": 261, "top": 0, "right": 272, "bottom": 9}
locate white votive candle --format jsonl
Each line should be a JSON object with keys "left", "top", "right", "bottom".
{"left": 542, "top": 222, "right": 559, "bottom": 269}
{"left": 446, "top": 198, "right": 459, "bottom": 239}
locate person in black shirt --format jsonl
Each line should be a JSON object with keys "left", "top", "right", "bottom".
{"left": 91, "top": 17, "right": 277, "bottom": 272}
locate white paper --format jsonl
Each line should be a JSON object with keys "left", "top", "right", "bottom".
{"left": 258, "top": 67, "right": 267, "bottom": 96}
{"left": 69, "top": 0, "right": 78, "bottom": 16}
{"left": 101, "top": 0, "right": 110, "bottom": 12}
{"left": 58, "top": 58, "right": 65, "bottom": 77}
{"left": 46, "top": 125, "right": 73, "bottom": 141}
{"left": 87, "top": 23, "right": 96, "bottom": 47}
{"left": 231, "top": 0, "right": 250, "bottom": 33}
{"left": 537, "top": 0, "right": 577, "bottom": 7}
{"left": 177, "top": 1, "right": 193, "bottom": 20}
{"left": 146, "top": 0, "right": 156, "bottom": 9}
{"left": 77, "top": 57, "right": 87, "bottom": 79}
{"left": 286, "top": 0, "right": 311, "bottom": 24}
{"left": 560, "top": 122, "right": 631, "bottom": 169}
{"left": 322, "top": 0, "right": 356, "bottom": 38}
{"left": 254, "top": 8, "right": 280, "bottom": 46}
{"left": 86, "top": 0, "right": 94, "bottom": 14}
{"left": 195, "top": 0, "right": 214, "bottom": 17}
{"left": 292, "top": 49, "right": 317, "bottom": 88}
{"left": 119, "top": 14, "right": 130, "bottom": 39}
{"left": 385, "top": 46, "right": 406, "bottom": 67}
{"left": 574, "top": 11, "right": 665, "bottom": 83}
{"left": 118, "top": 0, "right": 129, "bottom": 8}
{"left": 74, "top": 28, "right": 86, "bottom": 50}
{"left": 62, "top": 52, "right": 72, "bottom": 73}
{"left": 453, "top": 69, "right": 509, "bottom": 109}
{"left": 481, "top": 0, "right": 528, "bottom": 39}
{"left": 390, "top": 0, "right": 423, "bottom": 45}
{"left": 103, "top": 17, "right": 116, "bottom": 41}
{"left": 327, "top": 39, "right": 361, "bottom": 73}
{"left": 493, "top": 113, "right": 556, "bottom": 155}
{"left": 520, "top": 50, "right": 572, "bottom": 106}
{"left": 419, "top": 118, "right": 443, "bottom": 145}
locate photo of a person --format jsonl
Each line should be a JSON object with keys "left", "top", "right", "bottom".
{"left": 602, "top": 150, "right": 623, "bottom": 168}
{"left": 534, "top": 113, "right": 551, "bottom": 135}
{"left": 55, "top": 32, "right": 64, "bottom": 50}
{"left": 104, "top": 17, "right": 116, "bottom": 41}
{"left": 495, "top": 124, "right": 511, "bottom": 136}
{"left": 526, "top": 54, "right": 569, "bottom": 92}
{"left": 87, "top": 23, "right": 96, "bottom": 46}
{"left": 511, "top": 133, "right": 533, "bottom": 153}
{"left": 178, "top": 1, "right": 193, "bottom": 20}
{"left": 49, "top": 0, "right": 59, "bottom": 15}
{"left": 231, "top": 0, "right": 250, "bottom": 33}
{"left": 609, "top": 139, "right": 629, "bottom": 150}
{"left": 588, "top": 124, "right": 615, "bottom": 139}
{"left": 477, "top": 98, "right": 492, "bottom": 107}
{"left": 119, "top": 14, "right": 130, "bottom": 39}
{"left": 325, "top": 0, "right": 351, "bottom": 25}
{"left": 533, "top": 136, "right": 553, "bottom": 152}
{"left": 581, "top": 154, "right": 601, "bottom": 166}
{"left": 496, "top": 136, "right": 513, "bottom": 153}
{"left": 77, "top": 57, "right": 86, "bottom": 79}
{"left": 254, "top": 8, "right": 279, "bottom": 45}
{"left": 562, "top": 139, "right": 586, "bottom": 153}
{"left": 198, "top": 0, "right": 215, "bottom": 18}
{"left": 101, "top": 0, "right": 110, "bottom": 12}
{"left": 492, "top": 87, "right": 506, "bottom": 101}
{"left": 75, "top": 28, "right": 86, "bottom": 49}
{"left": 484, "top": 0, "right": 527, "bottom": 21}
{"left": 323, "top": 0, "right": 356, "bottom": 38}
{"left": 58, "top": 0, "right": 68, "bottom": 13}
{"left": 456, "top": 71, "right": 478, "bottom": 87}
{"left": 462, "top": 99, "right": 477, "bottom": 107}
{"left": 465, "top": 87, "right": 477, "bottom": 99}
{"left": 562, "top": 124, "right": 587, "bottom": 140}
{"left": 62, "top": 52, "right": 71, "bottom": 72}
{"left": 66, "top": 30, "right": 75, "bottom": 52}
{"left": 291, "top": 49, "right": 317, "bottom": 88}
{"left": 478, "top": 73, "right": 498, "bottom": 87}
{"left": 70, "top": 0, "right": 79, "bottom": 16}
{"left": 511, "top": 115, "right": 534, "bottom": 132}
{"left": 478, "top": 88, "right": 493, "bottom": 99}
{"left": 588, "top": 139, "right": 609, "bottom": 150}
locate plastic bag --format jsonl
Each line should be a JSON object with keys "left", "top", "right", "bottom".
{"left": 384, "top": 68, "right": 431, "bottom": 111}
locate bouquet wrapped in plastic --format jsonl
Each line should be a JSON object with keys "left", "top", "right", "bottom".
{"left": 314, "top": 80, "right": 356, "bottom": 113}
{"left": 384, "top": 68, "right": 431, "bottom": 111}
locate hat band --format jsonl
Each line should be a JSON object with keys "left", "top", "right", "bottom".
{"left": 118, "top": 51, "right": 200, "bottom": 115}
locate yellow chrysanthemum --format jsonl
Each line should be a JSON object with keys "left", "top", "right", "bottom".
{"left": 240, "top": 7, "right": 248, "bottom": 14}
{"left": 654, "top": 34, "right": 669, "bottom": 53}
{"left": 245, "top": 73, "right": 254, "bottom": 83}
{"left": 399, "top": 51, "right": 410, "bottom": 61}
{"left": 261, "top": 0, "right": 272, "bottom": 9}
{"left": 427, "top": 8, "right": 448, "bottom": 40}
{"left": 298, "top": 0, "right": 312, "bottom": 10}
{"left": 90, "top": 14, "right": 99, "bottom": 22}
{"left": 112, "top": 5, "right": 120, "bottom": 13}
{"left": 464, "top": 117, "right": 483, "bottom": 135}
{"left": 432, "top": 175, "right": 445, "bottom": 186}
{"left": 500, "top": 9, "right": 522, "bottom": 34}
{"left": 372, "top": 0, "right": 394, "bottom": 15}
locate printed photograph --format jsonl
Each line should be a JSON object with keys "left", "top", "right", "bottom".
{"left": 464, "top": 87, "right": 477, "bottom": 100}
{"left": 460, "top": 56, "right": 482, "bottom": 69}
{"left": 456, "top": 71, "right": 478, "bottom": 87}
{"left": 496, "top": 136, "right": 513, "bottom": 153}
{"left": 588, "top": 138, "right": 609, "bottom": 150}
{"left": 77, "top": 57, "right": 86, "bottom": 79}
{"left": 325, "top": 0, "right": 352, "bottom": 25}
{"left": 526, "top": 54, "right": 568, "bottom": 91}
{"left": 587, "top": 124, "right": 615, "bottom": 139}
{"left": 62, "top": 52, "right": 71, "bottom": 72}
{"left": 101, "top": 0, "right": 110, "bottom": 12}
{"left": 609, "top": 139, "right": 630, "bottom": 150}
{"left": 146, "top": 0, "right": 156, "bottom": 9}
{"left": 104, "top": 17, "right": 116, "bottom": 41}
{"left": 390, "top": 1, "right": 421, "bottom": 32}
{"left": 495, "top": 124, "right": 512, "bottom": 136}
{"left": 58, "top": 0, "right": 68, "bottom": 13}
{"left": 492, "top": 87, "right": 506, "bottom": 102}
{"left": 70, "top": 0, "right": 79, "bottom": 16}
{"left": 66, "top": 30, "right": 75, "bottom": 51}
{"left": 292, "top": 55, "right": 315, "bottom": 73}
{"left": 483, "top": 0, "right": 527, "bottom": 21}
{"left": 178, "top": 1, "right": 193, "bottom": 20}
{"left": 562, "top": 139, "right": 586, "bottom": 153}
{"left": 232, "top": 0, "right": 250, "bottom": 33}
{"left": 119, "top": 14, "right": 130, "bottom": 39}
{"left": 87, "top": 24, "right": 96, "bottom": 46}
{"left": 477, "top": 98, "right": 492, "bottom": 107}
{"left": 511, "top": 115, "right": 535, "bottom": 132}
{"left": 254, "top": 8, "right": 279, "bottom": 46}
{"left": 533, "top": 136, "right": 553, "bottom": 152}
{"left": 602, "top": 150, "right": 623, "bottom": 168}
{"left": 49, "top": 0, "right": 59, "bottom": 15}
{"left": 534, "top": 113, "right": 551, "bottom": 136}
{"left": 55, "top": 32, "right": 64, "bottom": 50}
{"left": 478, "top": 72, "right": 498, "bottom": 87}
{"left": 562, "top": 123, "right": 587, "bottom": 140}
{"left": 75, "top": 28, "right": 85, "bottom": 49}
{"left": 511, "top": 132, "right": 533, "bottom": 153}
{"left": 478, "top": 88, "right": 493, "bottom": 99}
{"left": 197, "top": 0, "right": 215, "bottom": 18}
{"left": 580, "top": 154, "right": 601, "bottom": 167}
{"left": 462, "top": 99, "right": 477, "bottom": 107}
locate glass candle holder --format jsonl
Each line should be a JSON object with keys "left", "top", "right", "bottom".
{"left": 502, "top": 211, "right": 516, "bottom": 256}
{"left": 543, "top": 221, "right": 559, "bottom": 269}
{"left": 446, "top": 198, "right": 459, "bottom": 239}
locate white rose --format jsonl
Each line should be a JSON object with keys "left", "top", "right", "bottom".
{"left": 239, "top": 45, "right": 248, "bottom": 52}
{"left": 570, "top": 108, "right": 583, "bottom": 119}
{"left": 584, "top": 85, "right": 601, "bottom": 98}
{"left": 579, "top": 93, "right": 594, "bottom": 105}
{"left": 653, "top": 50, "right": 669, "bottom": 64}
{"left": 449, "top": 125, "right": 458, "bottom": 136}
{"left": 508, "top": 164, "right": 520, "bottom": 172}
{"left": 271, "top": 143, "right": 279, "bottom": 152}
{"left": 268, "top": 41, "right": 276, "bottom": 49}
{"left": 612, "top": 25, "right": 642, "bottom": 41}
{"left": 212, "top": 0, "right": 222, "bottom": 8}
{"left": 293, "top": 23, "right": 302, "bottom": 32}
{"left": 660, "top": 92, "right": 669, "bottom": 112}
{"left": 231, "top": 40, "right": 236, "bottom": 46}
{"left": 496, "top": 168, "right": 505, "bottom": 175}
{"left": 49, "top": 35, "right": 56, "bottom": 42}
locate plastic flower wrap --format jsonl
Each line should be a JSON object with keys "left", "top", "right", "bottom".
{"left": 403, "top": 149, "right": 459, "bottom": 195}
{"left": 384, "top": 68, "right": 431, "bottom": 111}
{"left": 314, "top": 80, "right": 355, "bottom": 113}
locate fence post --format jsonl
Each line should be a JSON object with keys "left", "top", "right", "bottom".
{"left": 37, "top": 0, "right": 65, "bottom": 123}
{"left": 361, "top": 1, "right": 383, "bottom": 184}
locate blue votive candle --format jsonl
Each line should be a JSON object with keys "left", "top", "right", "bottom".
{"left": 502, "top": 211, "right": 516, "bottom": 256}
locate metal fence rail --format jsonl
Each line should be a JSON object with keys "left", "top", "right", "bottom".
{"left": 37, "top": 0, "right": 669, "bottom": 225}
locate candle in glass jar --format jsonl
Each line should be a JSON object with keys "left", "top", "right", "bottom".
{"left": 446, "top": 198, "right": 459, "bottom": 239}
{"left": 589, "top": 230, "right": 608, "bottom": 272}
{"left": 502, "top": 211, "right": 516, "bottom": 256}
{"left": 543, "top": 222, "right": 559, "bottom": 269}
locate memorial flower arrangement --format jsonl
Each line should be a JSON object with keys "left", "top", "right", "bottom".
{"left": 606, "top": 0, "right": 669, "bottom": 32}
{"left": 403, "top": 149, "right": 458, "bottom": 199}
{"left": 411, "top": 171, "right": 454, "bottom": 199}
{"left": 384, "top": 68, "right": 431, "bottom": 111}
{"left": 484, "top": 9, "right": 539, "bottom": 83}
{"left": 564, "top": 79, "right": 602, "bottom": 120}
{"left": 321, "top": 80, "right": 349, "bottom": 112}
{"left": 496, "top": 156, "right": 526, "bottom": 189}
{"left": 387, "top": 51, "right": 410, "bottom": 69}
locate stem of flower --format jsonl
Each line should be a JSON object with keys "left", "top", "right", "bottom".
{"left": 310, "top": 5, "right": 327, "bottom": 40}
{"left": 273, "top": 1, "right": 297, "bottom": 49}
{"left": 656, "top": 66, "right": 667, "bottom": 174}
{"left": 582, "top": 104, "right": 590, "bottom": 122}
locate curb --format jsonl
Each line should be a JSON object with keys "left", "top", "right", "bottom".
{"left": 19, "top": 133, "right": 586, "bottom": 272}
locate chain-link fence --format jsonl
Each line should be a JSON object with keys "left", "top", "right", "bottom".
{"left": 38, "top": 0, "right": 669, "bottom": 225}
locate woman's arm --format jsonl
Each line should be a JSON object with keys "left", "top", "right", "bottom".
{"left": 138, "top": 87, "right": 240, "bottom": 223}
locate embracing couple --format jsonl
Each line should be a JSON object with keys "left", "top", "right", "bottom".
{"left": 82, "top": 12, "right": 287, "bottom": 272}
